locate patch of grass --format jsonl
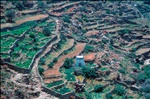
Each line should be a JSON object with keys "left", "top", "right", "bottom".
{"left": 46, "top": 80, "right": 64, "bottom": 88}
{"left": 64, "top": 68, "right": 76, "bottom": 82}
{"left": 55, "top": 86, "right": 71, "bottom": 94}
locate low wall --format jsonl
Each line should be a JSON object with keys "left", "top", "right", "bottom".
{"left": 28, "top": 36, "right": 58, "bottom": 71}
{"left": 2, "top": 62, "right": 30, "bottom": 74}
{"left": 42, "top": 86, "right": 80, "bottom": 99}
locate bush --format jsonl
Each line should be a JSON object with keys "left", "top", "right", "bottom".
{"left": 94, "top": 84, "right": 104, "bottom": 92}
{"left": 6, "top": 10, "right": 15, "bottom": 22}
{"left": 63, "top": 58, "right": 74, "bottom": 69}
{"left": 145, "top": 93, "right": 150, "bottom": 99}
{"left": 64, "top": 50, "right": 69, "bottom": 55}
{"left": 15, "top": 2, "right": 25, "bottom": 10}
{"left": 48, "top": 62, "right": 54, "bottom": 68}
{"left": 82, "top": 67, "right": 98, "bottom": 78}
{"left": 38, "top": 1, "right": 46, "bottom": 9}
{"left": 29, "top": 34, "right": 35, "bottom": 38}
{"left": 140, "top": 79, "right": 150, "bottom": 93}
{"left": 63, "top": 15, "right": 71, "bottom": 23}
{"left": 114, "top": 84, "right": 126, "bottom": 96}
{"left": 105, "top": 93, "right": 113, "bottom": 99}
{"left": 38, "top": 67, "right": 44, "bottom": 75}
{"left": 53, "top": 58, "right": 58, "bottom": 63}
{"left": 137, "top": 73, "right": 147, "bottom": 83}
{"left": 43, "top": 27, "right": 51, "bottom": 36}
{"left": 84, "top": 45, "right": 94, "bottom": 53}
{"left": 39, "top": 57, "right": 46, "bottom": 65}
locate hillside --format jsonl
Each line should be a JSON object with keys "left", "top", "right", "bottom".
{"left": 1, "top": 1, "right": 150, "bottom": 99}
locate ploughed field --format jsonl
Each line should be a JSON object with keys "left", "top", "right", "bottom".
{"left": 1, "top": 1, "right": 150, "bottom": 99}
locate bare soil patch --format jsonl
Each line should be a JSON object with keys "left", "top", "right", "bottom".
{"left": 43, "top": 43, "right": 86, "bottom": 82}
{"left": 84, "top": 53, "right": 96, "bottom": 62}
{"left": 16, "top": 14, "right": 49, "bottom": 25}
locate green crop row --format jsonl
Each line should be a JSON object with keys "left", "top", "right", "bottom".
{"left": 46, "top": 80, "right": 64, "bottom": 88}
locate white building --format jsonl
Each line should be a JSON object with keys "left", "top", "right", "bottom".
{"left": 76, "top": 55, "right": 85, "bottom": 67}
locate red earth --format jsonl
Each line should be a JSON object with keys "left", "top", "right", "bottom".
{"left": 43, "top": 43, "right": 86, "bottom": 83}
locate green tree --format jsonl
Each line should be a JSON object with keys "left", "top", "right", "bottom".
{"left": 63, "top": 15, "right": 71, "bottom": 23}
{"left": 82, "top": 67, "right": 98, "bottom": 78}
{"left": 15, "top": 2, "right": 25, "bottom": 10}
{"left": 38, "top": 67, "right": 44, "bottom": 75}
{"left": 48, "top": 62, "right": 54, "bottom": 68}
{"left": 94, "top": 84, "right": 104, "bottom": 92}
{"left": 38, "top": 1, "right": 46, "bottom": 10}
{"left": 43, "top": 27, "right": 51, "bottom": 36}
{"left": 84, "top": 45, "right": 94, "bottom": 53}
{"left": 6, "top": 10, "right": 15, "bottom": 22}
{"left": 114, "top": 84, "right": 126, "bottom": 96}
{"left": 53, "top": 58, "right": 58, "bottom": 63}
{"left": 63, "top": 58, "right": 74, "bottom": 69}
{"left": 39, "top": 57, "right": 46, "bottom": 65}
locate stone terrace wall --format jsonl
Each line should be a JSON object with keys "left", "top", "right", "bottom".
{"left": 28, "top": 36, "right": 58, "bottom": 71}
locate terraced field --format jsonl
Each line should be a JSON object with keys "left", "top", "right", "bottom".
{"left": 1, "top": 1, "right": 150, "bottom": 99}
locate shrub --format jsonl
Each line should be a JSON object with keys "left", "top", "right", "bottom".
{"left": 118, "top": 69, "right": 126, "bottom": 74}
{"left": 140, "top": 79, "right": 150, "bottom": 93}
{"left": 63, "top": 15, "right": 71, "bottom": 23}
{"left": 127, "top": 53, "right": 136, "bottom": 59}
{"left": 105, "top": 93, "right": 113, "bottom": 99}
{"left": 94, "top": 84, "right": 104, "bottom": 92}
{"left": 145, "top": 93, "right": 150, "bottom": 99}
{"left": 53, "top": 58, "right": 58, "bottom": 63}
{"left": 82, "top": 67, "right": 98, "bottom": 78}
{"left": 15, "top": 2, "right": 25, "bottom": 10}
{"left": 29, "top": 34, "right": 35, "bottom": 38}
{"left": 43, "top": 27, "right": 51, "bottom": 36}
{"left": 6, "top": 10, "right": 15, "bottom": 22}
{"left": 48, "top": 62, "right": 54, "bottom": 68}
{"left": 114, "top": 84, "right": 126, "bottom": 96}
{"left": 84, "top": 45, "right": 94, "bottom": 53}
{"left": 39, "top": 57, "right": 46, "bottom": 65}
{"left": 63, "top": 58, "right": 74, "bottom": 69}
{"left": 38, "top": 67, "right": 44, "bottom": 75}
{"left": 64, "top": 50, "right": 69, "bottom": 55}
{"left": 137, "top": 73, "right": 147, "bottom": 83}
{"left": 38, "top": 1, "right": 46, "bottom": 10}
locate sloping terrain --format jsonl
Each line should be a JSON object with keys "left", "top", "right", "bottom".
{"left": 1, "top": 1, "right": 150, "bottom": 99}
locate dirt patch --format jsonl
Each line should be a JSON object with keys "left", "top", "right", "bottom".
{"left": 84, "top": 53, "right": 96, "bottom": 62}
{"left": 85, "top": 30, "right": 99, "bottom": 36}
{"left": 18, "top": 10, "right": 37, "bottom": 14}
{"left": 43, "top": 43, "right": 86, "bottom": 82}
{"left": 1, "top": 23, "right": 14, "bottom": 29}
{"left": 16, "top": 14, "right": 49, "bottom": 25}
{"left": 136, "top": 48, "right": 150, "bottom": 55}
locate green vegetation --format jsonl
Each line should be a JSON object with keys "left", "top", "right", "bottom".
{"left": 63, "top": 58, "right": 74, "bottom": 69}
{"left": 94, "top": 84, "right": 104, "bottom": 92}
{"left": 43, "top": 27, "right": 51, "bottom": 36}
{"left": 15, "top": 1, "right": 25, "bottom": 10}
{"left": 5, "top": 10, "right": 15, "bottom": 22}
{"left": 46, "top": 80, "right": 64, "bottom": 88}
{"left": 38, "top": 1, "right": 46, "bottom": 10}
{"left": 84, "top": 45, "right": 94, "bottom": 53}
{"left": 114, "top": 84, "right": 126, "bottom": 96}
{"left": 64, "top": 68, "right": 76, "bottom": 82}
{"left": 63, "top": 15, "right": 71, "bottom": 23}
{"left": 38, "top": 67, "right": 44, "bottom": 75}
{"left": 55, "top": 86, "right": 71, "bottom": 94}
{"left": 48, "top": 62, "right": 54, "bottom": 68}
{"left": 82, "top": 67, "right": 98, "bottom": 79}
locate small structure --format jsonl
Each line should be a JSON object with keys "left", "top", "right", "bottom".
{"left": 76, "top": 55, "right": 85, "bottom": 67}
